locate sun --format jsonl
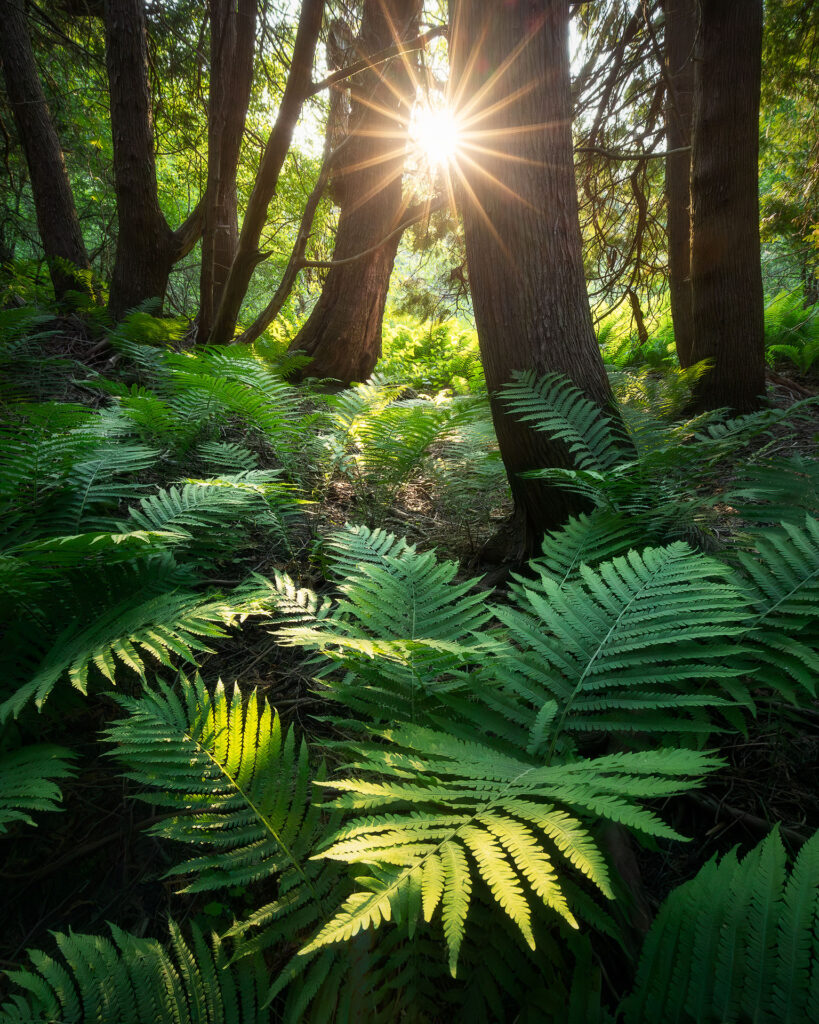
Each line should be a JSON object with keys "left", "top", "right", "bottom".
{"left": 410, "top": 102, "right": 462, "bottom": 170}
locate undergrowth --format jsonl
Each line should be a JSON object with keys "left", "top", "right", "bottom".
{"left": 0, "top": 304, "right": 818, "bottom": 1022}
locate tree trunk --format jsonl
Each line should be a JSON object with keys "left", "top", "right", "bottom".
{"left": 104, "top": 0, "right": 203, "bottom": 319}
{"left": 208, "top": 0, "right": 324, "bottom": 344}
{"left": 448, "top": 0, "right": 620, "bottom": 549}
{"left": 197, "top": 0, "right": 257, "bottom": 341}
{"left": 663, "top": 0, "right": 697, "bottom": 368}
{"left": 689, "top": 0, "right": 765, "bottom": 411}
{"left": 287, "top": 0, "right": 422, "bottom": 384}
{"left": 0, "top": 0, "right": 94, "bottom": 302}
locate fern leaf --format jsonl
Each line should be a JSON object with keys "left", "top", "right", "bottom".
{"left": 0, "top": 745, "right": 74, "bottom": 832}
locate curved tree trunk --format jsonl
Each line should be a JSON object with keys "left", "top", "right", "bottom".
{"left": 197, "top": 0, "right": 257, "bottom": 341}
{"left": 689, "top": 0, "right": 765, "bottom": 411}
{"left": 663, "top": 0, "right": 697, "bottom": 368}
{"left": 104, "top": 0, "right": 203, "bottom": 319}
{"left": 448, "top": 0, "right": 621, "bottom": 549}
{"left": 287, "top": 0, "right": 422, "bottom": 384}
{"left": 0, "top": 0, "right": 93, "bottom": 302}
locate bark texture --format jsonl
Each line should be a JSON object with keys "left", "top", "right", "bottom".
{"left": 208, "top": 0, "right": 324, "bottom": 344}
{"left": 663, "top": 0, "right": 697, "bottom": 367}
{"left": 197, "top": 0, "right": 257, "bottom": 341}
{"left": 104, "top": 0, "right": 203, "bottom": 319}
{"left": 0, "top": 0, "right": 93, "bottom": 301}
{"left": 689, "top": 0, "right": 765, "bottom": 410}
{"left": 287, "top": 0, "right": 422, "bottom": 384}
{"left": 448, "top": 0, "right": 619, "bottom": 546}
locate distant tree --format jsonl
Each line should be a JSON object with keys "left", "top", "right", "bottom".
{"left": 0, "top": 0, "right": 94, "bottom": 302}
{"left": 286, "top": 0, "right": 423, "bottom": 385}
{"left": 688, "top": 0, "right": 765, "bottom": 410}
{"left": 448, "top": 0, "right": 622, "bottom": 549}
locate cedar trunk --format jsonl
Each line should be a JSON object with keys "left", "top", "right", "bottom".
{"left": 287, "top": 0, "right": 421, "bottom": 384}
{"left": 689, "top": 0, "right": 765, "bottom": 411}
{"left": 663, "top": 0, "right": 697, "bottom": 368}
{"left": 448, "top": 0, "right": 619, "bottom": 547}
{"left": 0, "top": 0, "right": 93, "bottom": 302}
{"left": 104, "top": 0, "right": 176, "bottom": 318}
{"left": 197, "top": 0, "right": 257, "bottom": 341}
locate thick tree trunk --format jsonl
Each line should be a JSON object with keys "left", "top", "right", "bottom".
{"left": 208, "top": 0, "right": 324, "bottom": 344}
{"left": 0, "top": 0, "right": 93, "bottom": 302}
{"left": 663, "top": 0, "right": 697, "bottom": 368}
{"left": 197, "top": 0, "right": 257, "bottom": 341}
{"left": 689, "top": 0, "right": 765, "bottom": 411}
{"left": 448, "top": 0, "right": 620, "bottom": 548}
{"left": 287, "top": 0, "right": 421, "bottom": 384}
{"left": 104, "top": 0, "right": 175, "bottom": 318}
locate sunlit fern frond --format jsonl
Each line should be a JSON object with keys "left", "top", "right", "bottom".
{"left": 273, "top": 525, "right": 494, "bottom": 723}
{"left": 500, "top": 371, "right": 628, "bottom": 471}
{"left": 497, "top": 542, "right": 754, "bottom": 743}
{"left": 302, "top": 723, "right": 720, "bottom": 976}
{"left": 196, "top": 440, "right": 261, "bottom": 473}
{"left": 621, "top": 827, "right": 819, "bottom": 1024}
{"left": 106, "top": 675, "right": 339, "bottom": 902}
{"left": 0, "top": 744, "right": 74, "bottom": 832}
{"left": 0, "top": 921, "right": 270, "bottom": 1024}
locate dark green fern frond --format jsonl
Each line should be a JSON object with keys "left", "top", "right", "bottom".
{"left": 500, "top": 371, "right": 628, "bottom": 471}
{"left": 530, "top": 511, "right": 645, "bottom": 585}
{"left": 621, "top": 827, "right": 819, "bottom": 1024}
{"left": 303, "top": 723, "right": 720, "bottom": 975}
{"left": 498, "top": 543, "right": 754, "bottom": 743}
{"left": 323, "top": 523, "right": 416, "bottom": 581}
{"left": 1, "top": 572, "right": 269, "bottom": 719}
{"left": 731, "top": 455, "right": 819, "bottom": 526}
{"left": 0, "top": 921, "right": 270, "bottom": 1023}
{"left": 0, "top": 744, "right": 74, "bottom": 832}
{"left": 735, "top": 516, "right": 819, "bottom": 700}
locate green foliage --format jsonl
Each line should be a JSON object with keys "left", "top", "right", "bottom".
{"left": 0, "top": 921, "right": 271, "bottom": 1024}
{"left": 621, "top": 828, "right": 819, "bottom": 1024}
{"left": 765, "top": 289, "right": 819, "bottom": 374}
{"left": 0, "top": 744, "right": 74, "bottom": 832}
{"left": 379, "top": 315, "right": 484, "bottom": 394}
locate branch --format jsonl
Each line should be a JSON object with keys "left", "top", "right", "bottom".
{"left": 300, "top": 195, "right": 447, "bottom": 270}
{"left": 308, "top": 25, "right": 448, "bottom": 97}
{"left": 171, "top": 195, "right": 206, "bottom": 261}
{"left": 575, "top": 144, "right": 691, "bottom": 162}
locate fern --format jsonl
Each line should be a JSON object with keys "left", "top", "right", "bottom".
{"left": 496, "top": 542, "right": 754, "bottom": 743}
{"left": 500, "top": 371, "right": 628, "bottom": 471}
{"left": 0, "top": 921, "right": 270, "bottom": 1023}
{"left": 0, "top": 744, "right": 74, "bottom": 832}
{"left": 734, "top": 516, "right": 819, "bottom": 701}
{"left": 621, "top": 827, "right": 819, "bottom": 1023}
{"left": 304, "top": 724, "right": 720, "bottom": 975}
{"left": 0, "top": 571, "right": 271, "bottom": 719}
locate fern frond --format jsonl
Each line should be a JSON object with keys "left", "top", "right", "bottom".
{"left": 0, "top": 744, "right": 74, "bottom": 832}
{"left": 499, "top": 543, "right": 754, "bottom": 742}
{"left": 500, "top": 371, "right": 627, "bottom": 471}
{"left": 303, "top": 723, "right": 719, "bottom": 974}
{"left": 0, "top": 921, "right": 270, "bottom": 1023}
{"left": 622, "top": 828, "right": 819, "bottom": 1024}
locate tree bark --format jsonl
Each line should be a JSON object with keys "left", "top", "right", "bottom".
{"left": 104, "top": 0, "right": 203, "bottom": 319}
{"left": 689, "top": 0, "right": 765, "bottom": 411}
{"left": 0, "top": 0, "right": 94, "bottom": 302}
{"left": 286, "top": 0, "right": 422, "bottom": 384}
{"left": 663, "top": 0, "right": 697, "bottom": 367}
{"left": 207, "top": 0, "right": 324, "bottom": 344}
{"left": 448, "top": 0, "right": 621, "bottom": 549}
{"left": 197, "top": 0, "right": 257, "bottom": 341}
